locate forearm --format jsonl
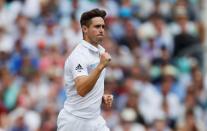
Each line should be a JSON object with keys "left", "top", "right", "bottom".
{"left": 75, "top": 64, "right": 105, "bottom": 97}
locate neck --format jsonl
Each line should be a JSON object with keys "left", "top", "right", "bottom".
{"left": 83, "top": 36, "right": 99, "bottom": 47}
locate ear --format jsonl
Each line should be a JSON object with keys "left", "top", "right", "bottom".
{"left": 82, "top": 25, "right": 88, "bottom": 34}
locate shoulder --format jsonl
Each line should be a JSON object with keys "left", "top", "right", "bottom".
{"left": 69, "top": 44, "right": 86, "bottom": 58}
{"left": 66, "top": 44, "right": 90, "bottom": 65}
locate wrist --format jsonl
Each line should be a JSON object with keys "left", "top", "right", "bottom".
{"left": 97, "top": 63, "right": 105, "bottom": 71}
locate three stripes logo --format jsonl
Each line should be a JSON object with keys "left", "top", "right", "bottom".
{"left": 75, "top": 64, "right": 83, "bottom": 72}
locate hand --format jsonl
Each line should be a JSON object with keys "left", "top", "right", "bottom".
{"left": 103, "top": 94, "right": 113, "bottom": 108}
{"left": 99, "top": 52, "right": 111, "bottom": 68}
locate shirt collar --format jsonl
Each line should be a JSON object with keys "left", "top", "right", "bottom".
{"left": 81, "top": 40, "right": 105, "bottom": 54}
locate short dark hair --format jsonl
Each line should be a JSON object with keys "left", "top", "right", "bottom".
{"left": 80, "top": 8, "right": 106, "bottom": 27}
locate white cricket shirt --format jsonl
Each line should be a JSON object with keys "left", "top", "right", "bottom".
{"left": 63, "top": 40, "right": 106, "bottom": 119}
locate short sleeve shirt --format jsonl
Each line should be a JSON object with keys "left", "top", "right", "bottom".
{"left": 63, "top": 40, "right": 106, "bottom": 119}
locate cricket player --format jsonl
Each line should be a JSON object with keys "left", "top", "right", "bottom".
{"left": 57, "top": 8, "right": 113, "bottom": 131}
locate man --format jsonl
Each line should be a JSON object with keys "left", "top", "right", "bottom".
{"left": 57, "top": 8, "right": 113, "bottom": 131}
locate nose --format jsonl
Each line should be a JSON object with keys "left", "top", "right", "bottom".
{"left": 99, "top": 27, "right": 104, "bottom": 34}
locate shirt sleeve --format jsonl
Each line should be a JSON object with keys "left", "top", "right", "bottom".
{"left": 70, "top": 55, "right": 88, "bottom": 79}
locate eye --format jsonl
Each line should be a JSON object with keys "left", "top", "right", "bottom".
{"left": 95, "top": 25, "right": 100, "bottom": 28}
{"left": 95, "top": 25, "right": 105, "bottom": 29}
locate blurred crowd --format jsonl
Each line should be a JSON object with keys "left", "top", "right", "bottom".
{"left": 0, "top": 0, "right": 206, "bottom": 131}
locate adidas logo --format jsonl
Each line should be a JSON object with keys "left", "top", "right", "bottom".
{"left": 75, "top": 64, "right": 83, "bottom": 70}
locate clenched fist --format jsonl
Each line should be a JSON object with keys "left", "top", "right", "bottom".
{"left": 102, "top": 94, "right": 113, "bottom": 108}
{"left": 99, "top": 52, "right": 111, "bottom": 68}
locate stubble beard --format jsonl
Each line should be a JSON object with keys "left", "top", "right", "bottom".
{"left": 92, "top": 36, "right": 104, "bottom": 45}
{"left": 97, "top": 37, "right": 103, "bottom": 44}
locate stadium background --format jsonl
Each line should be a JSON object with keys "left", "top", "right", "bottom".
{"left": 0, "top": 0, "right": 207, "bottom": 131}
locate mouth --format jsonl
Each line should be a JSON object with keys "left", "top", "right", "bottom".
{"left": 97, "top": 34, "right": 104, "bottom": 37}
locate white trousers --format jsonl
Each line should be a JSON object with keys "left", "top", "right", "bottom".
{"left": 57, "top": 109, "right": 110, "bottom": 131}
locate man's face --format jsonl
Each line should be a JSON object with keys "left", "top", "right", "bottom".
{"left": 83, "top": 17, "right": 105, "bottom": 44}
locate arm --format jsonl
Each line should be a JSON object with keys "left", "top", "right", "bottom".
{"left": 75, "top": 52, "right": 111, "bottom": 97}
